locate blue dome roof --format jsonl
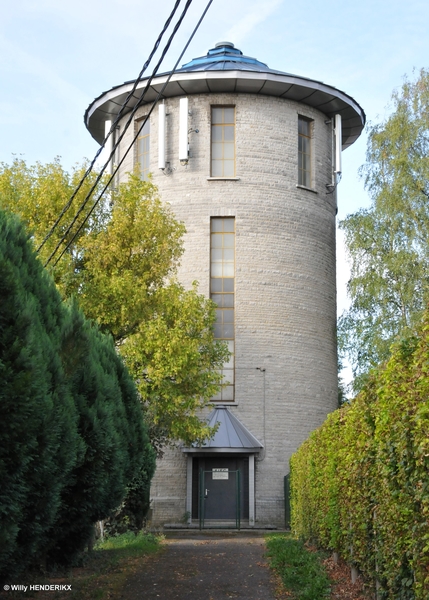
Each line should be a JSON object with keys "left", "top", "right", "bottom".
{"left": 85, "top": 42, "right": 366, "bottom": 150}
{"left": 178, "top": 41, "right": 271, "bottom": 73}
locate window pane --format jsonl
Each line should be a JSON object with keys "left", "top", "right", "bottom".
{"left": 211, "top": 294, "right": 223, "bottom": 306}
{"left": 223, "top": 160, "right": 235, "bottom": 176}
{"left": 298, "top": 117, "right": 309, "bottom": 135}
{"left": 224, "top": 143, "right": 234, "bottom": 159}
{"left": 222, "top": 369, "right": 234, "bottom": 384}
{"left": 211, "top": 108, "right": 235, "bottom": 178}
{"left": 211, "top": 263, "right": 222, "bottom": 277}
{"left": 211, "top": 160, "right": 222, "bottom": 176}
{"left": 223, "top": 278, "right": 234, "bottom": 292}
{"left": 224, "top": 323, "right": 234, "bottom": 338}
{"left": 212, "top": 143, "right": 223, "bottom": 159}
{"left": 211, "top": 233, "right": 222, "bottom": 248}
{"left": 212, "top": 107, "right": 223, "bottom": 124}
{"left": 298, "top": 117, "right": 312, "bottom": 187}
{"left": 224, "top": 352, "right": 234, "bottom": 369}
{"left": 223, "top": 309, "right": 234, "bottom": 322}
{"left": 211, "top": 278, "right": 222, "bottom": 292}
{"left": 223, "top": 294, "right": 234, "bottom": 307}
{"left": 211, "top": 218, "right": 223, "bottom": 232}
{"left": 302, "top": 137, "right": 310, "bottom": 154}
{"left": 211, "top": 249, "right": 223, "bottom": 262}
{"left": 224, "top": 108, "right": 235, "bottom": 123}
{"left": 223, "top": 234, "right": 234, "bottom": 248}
{"left": 223, "top": 263, "right": 234, "bottom": 276}
{"left": 224, "top": 126, "right": 234, "bottom": 141}
{"left": 223, "top": 248, "right": 234, "bottom": 261}
{"left": 210, "top": 218, "right": 235, "bottom": 402}
{"left": 212, "top": 126, "right": 223, "bottom": 141}
{"left": 223, "top": 219, "right": 235, "bottom": 232}
{"left": 222, "top": 386, "right": 234, "bottom": 401}
{"left": 141, "top": 120, "right": 150, "bottom": 135}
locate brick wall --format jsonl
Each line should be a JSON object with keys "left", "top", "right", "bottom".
{"left": 118, "top": 92, "right": 338, "bottom": 527}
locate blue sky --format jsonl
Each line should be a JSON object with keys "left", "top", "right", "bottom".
{"left": 1, "top": 0, "right": 429, "bottom": 365}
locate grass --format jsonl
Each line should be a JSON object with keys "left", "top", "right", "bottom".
{"left": 265, "top": 533, "right": 331, "bottom": 600}
{"left": 6, "top": 532, "right": 162, "bottom": 600}
{"left": 94, "top": 530, "right": 160, "bottom": 555}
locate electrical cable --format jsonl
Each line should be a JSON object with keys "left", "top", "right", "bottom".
{"left": 43, "top": 0, "right": 195, "bottom": 267}
{"left": 37, "top": 0, "right": 182, "bottom": 253}
{"left": 326, "top": 172, "right": 342, "bottom": 195}
{"left": 48, "top": 0, "right": 214, "bottom": 269}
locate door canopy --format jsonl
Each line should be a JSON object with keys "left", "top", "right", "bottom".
{"left": 183, "top": 406, "right": 263, "bottom": 453}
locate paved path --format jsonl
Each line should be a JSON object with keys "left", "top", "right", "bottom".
{"left": 121, "top": 535, "right": 277, "bottom": 599}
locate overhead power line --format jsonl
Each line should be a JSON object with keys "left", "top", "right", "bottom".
{"left": 44, "top": 0, "right": 195, "bottom": 267}
{"left": 47, "top": 0, "right": 214, "bottom": 269}
{"left": 37, "top": 0, "right": 182, "bottom": 254}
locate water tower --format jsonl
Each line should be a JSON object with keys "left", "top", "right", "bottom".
{"left": 85, "top": 42, "right": 365, "bottom": 527}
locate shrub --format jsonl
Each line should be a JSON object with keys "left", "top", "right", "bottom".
{"left": 290, "top": 317, "right": 429, "bottom": 598}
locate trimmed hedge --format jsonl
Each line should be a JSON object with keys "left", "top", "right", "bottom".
{"left": 290, "top": 318, "right": 429, "bottom": 599}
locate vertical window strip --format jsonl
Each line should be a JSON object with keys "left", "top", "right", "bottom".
{"left": 298, "top": 116, "right": 312, "bottom": 187}
{"left": 211, "top": 107, "right": 235, "bottom": 177}
{"left": 210, "top": 217, "right": 235, "bottom": 401}
{"left": 137, "top": 119, "right": 150, "bottom": 181}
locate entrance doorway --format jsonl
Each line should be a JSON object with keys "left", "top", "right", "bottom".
{"left": 200, "top": 468, "right": 240, "bottom": 528}
{"left": 191, "top": 457, "right": 249, "bottom": 525}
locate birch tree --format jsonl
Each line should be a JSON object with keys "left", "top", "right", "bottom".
{"left": 339, "top": 69, "right": 429, "bottom": 388}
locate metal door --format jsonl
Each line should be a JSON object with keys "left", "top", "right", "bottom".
{"left": 199, "top": 468, "right": 241, "bottom": 529}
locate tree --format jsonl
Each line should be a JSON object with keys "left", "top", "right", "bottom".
{"left": 0, "top": 159, "right": 227, "bottom": 447}
{"left": 121, "top": 281, "right": 228, "bottom": 450}
{"left": 45, "top": 302, "right": 154, "bottom": 567}
{"left": 0, "top": 208, "right": 153, "bottom": 578}
{"left": 0, "top": 157, "right": 108, "bottom": 292}
{"left": 339, "top": 69, "right": 429, "bottom": 388}
{"left": 0, "top": 209, "right": 82, "bottom": 581}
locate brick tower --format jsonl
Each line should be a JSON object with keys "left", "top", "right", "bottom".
{"left": 85, "top": 42, "right": 365, "bottom": 528}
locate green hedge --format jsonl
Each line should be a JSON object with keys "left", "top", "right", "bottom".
{"left": 290, "top": 319, "right": 429, "bottom": 599}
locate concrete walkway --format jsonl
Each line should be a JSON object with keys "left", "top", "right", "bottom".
{"left": 121, "top": 533, "right": 278, "bottom": 599}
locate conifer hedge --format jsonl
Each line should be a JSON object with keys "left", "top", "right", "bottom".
{"left": 290, "top": 319, "right": 429, "bottom": 599}
{"left": 0, "top": 209, "right": 155, "bottom": 582}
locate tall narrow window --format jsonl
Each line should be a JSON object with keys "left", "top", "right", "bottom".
{"left": 211, "top": 107, "right": 235, "bottom": 177}
{"left": 298, "top": 116, "right": 312, "bottom": 187}
{"left": 137, "top": 118, "right": 150, "bottom": 180}
{"left": 211, "top": 217, "right": 235, "bottom": 402}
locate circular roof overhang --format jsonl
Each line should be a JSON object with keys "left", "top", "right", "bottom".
{"left": 85, "top": 68, "right": 365, "bottom": 150}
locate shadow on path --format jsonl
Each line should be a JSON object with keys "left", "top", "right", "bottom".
{"left": 121, "top": 535, "right": 277, "bottom": 599}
